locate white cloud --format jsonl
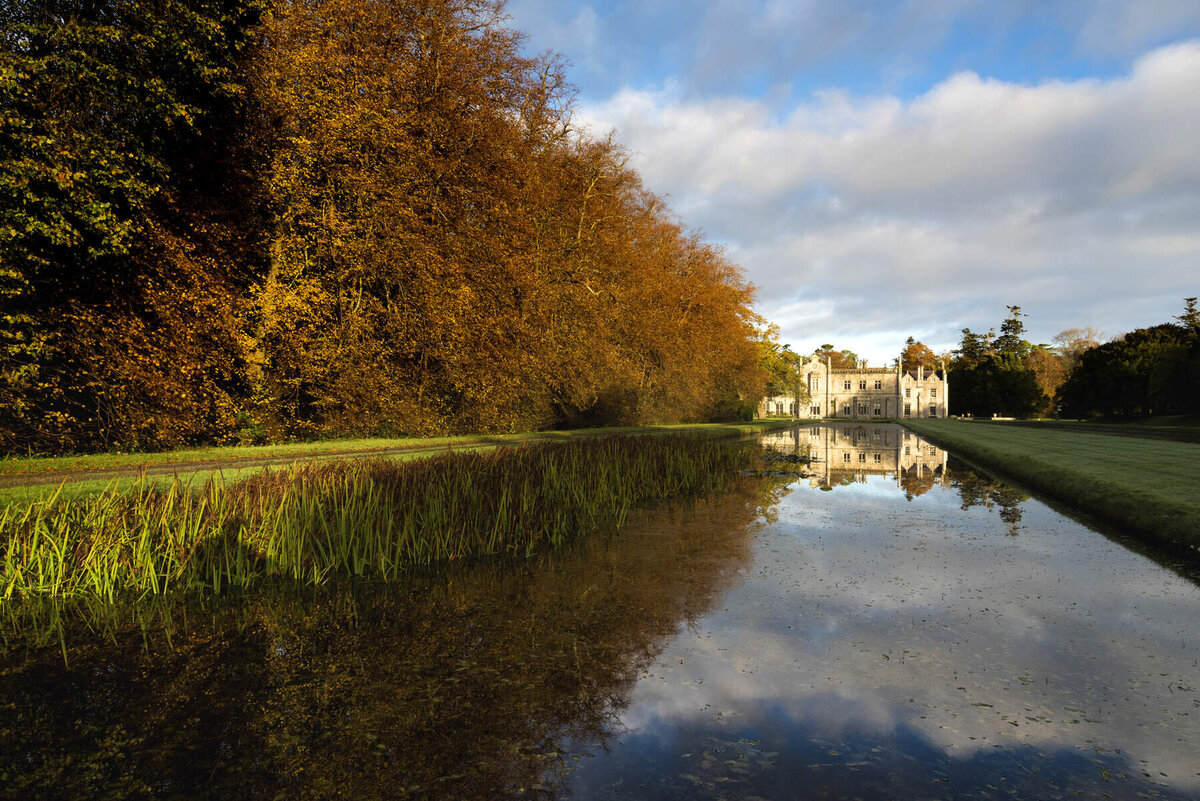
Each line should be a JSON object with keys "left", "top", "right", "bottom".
{"left": 602, "top": 477, "right": 1200, "bottom": 790}
{"left": 577, "top": 41, "right": 1200, "bottom": 361}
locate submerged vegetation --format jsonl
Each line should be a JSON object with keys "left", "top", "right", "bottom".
{"left": 0, "top": 434, "right": 756, "bottom": 602}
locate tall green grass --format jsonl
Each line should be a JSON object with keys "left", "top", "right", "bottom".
{"left": 0, "top": 435, "right": 755, "bottom": 602}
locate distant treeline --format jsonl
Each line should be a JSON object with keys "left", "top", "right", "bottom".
{"left": 0, "top": 0, "right": 764, "bottom": 454}
{"left": 949, "top": 301, "right": 1200, "bottom": 419}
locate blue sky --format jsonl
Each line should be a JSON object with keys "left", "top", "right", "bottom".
{"left": 504, "top": 1, "right": 1200, "bottom": 362}
{"left": 511, "top": 1, "right": 1189, "bottom": 102}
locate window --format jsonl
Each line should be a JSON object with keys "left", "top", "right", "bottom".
{"left": 874, "top": 453, "right": 882, "bottom": 463}
{"left": 843, "top": 452, "right": 851, "bottom": 463}
{"left": 789, "top": 402, "right": 796, "bottom": 415}
{"left": 874, "top": 380, "right": 882, "bottom": 390}
{"left": 930, "top": 388, "right": 937, "bottom": 398}
{"left": 905, "top": 387, "right": 911, "bottom": 398}
{"left": 873, "top": 406, "right": 881, "bottom": 416}
{"left": 929, "top": 404, "right": 937, "bottom": 418}
{"left": 904, "top": 403, "right": 911, "bottom": 416}
{"left": 858, "top": 453, "right": 867, "bottom": 463}
{"left": 843, "top": 380, "right": 851, "bottom": 390}
{"left": 859, "top": 380, "right": 867, "bottom": 390}
{"left": 842, "top": 404, "right": 851, "bottom": 415}
{"left": 858, "top": 404, "right": 867, "bottom": 415}
{"left": 812, "top": 377, "right": 820, "bottom": 390}
{"left": 810, "top": 405, "right": 821, "bottom": 416}
{"left": 904, "top": 445, "right": 910, "bottom": 456}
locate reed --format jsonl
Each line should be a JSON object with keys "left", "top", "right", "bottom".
{"left": 0, "top": 434, "right": 755, "bottom": 601}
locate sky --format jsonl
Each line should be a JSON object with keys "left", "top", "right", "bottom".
{"left": 503, "top": 0, "right": 1200, "bottom": 364}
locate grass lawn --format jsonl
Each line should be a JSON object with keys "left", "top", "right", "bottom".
{"left": 0, "top": 420, "right": 795, "bottom": 504}
{"left": 903, "top": 419, "right": 1200, "bottom": 552}
{"left": 988, "top": 416, "right": 1200, "bottom": 444}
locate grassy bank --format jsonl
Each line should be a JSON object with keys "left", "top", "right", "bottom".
{"left": 902, "top": 419, "right": 1200, "bottom": 552}
{"left": 1, "top": 434, "right": 759, "bottom": 602}
{"left": 983, "top": 416, "right": 1200, "bottom": 444}
{"left": 0, "top": 420, "right": 793, "bottom": 504}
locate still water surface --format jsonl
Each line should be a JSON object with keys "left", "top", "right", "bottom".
{"left": 2, "top": 423, "right": 1198, "bottom": 800}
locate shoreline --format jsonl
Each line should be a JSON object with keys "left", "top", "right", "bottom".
{"left": 901, "top": 419, "right": 1200, "bottom": 555}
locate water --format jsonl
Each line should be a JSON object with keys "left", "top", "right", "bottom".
{"left": 2, "top": 424, "right": 1198, "bottom": 800}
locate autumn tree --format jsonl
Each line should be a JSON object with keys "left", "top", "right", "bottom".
{"left": 1, "top": 0, "right": 270, "bottom": 451}
{"left": 758, "top": 327, "right": 798, "bottom": 397}
{"left": 2, "top": 0, "right": 767, "bottom": 452}
{"left": 755, "top": 325, "right": 808, "bottom": 417}
{"left": 900, "top": 337, "right": 938, "bottom": 371}
{"left": 813, "top": 344, "right": 859, "bottom": 369}
{"left": 1052, "top": 327, "right": 1104, "bottom": 373}
{"left": 1025, "top": 346, "right": 1066, "bottom": 417}
{"left": 249, "top": 0, "right": 765, "bottom": 436}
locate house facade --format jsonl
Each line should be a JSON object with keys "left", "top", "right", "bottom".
{"left": 758, "top": 354, "right": 949, "bottom": 420}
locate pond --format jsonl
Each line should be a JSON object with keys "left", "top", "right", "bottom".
{"left": 2, "top": 423, "right": 1198, "bottom": 800}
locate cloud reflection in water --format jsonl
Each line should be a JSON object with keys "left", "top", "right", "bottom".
{"left": 561, "top": 425, "right": 1200, "bottom": 799}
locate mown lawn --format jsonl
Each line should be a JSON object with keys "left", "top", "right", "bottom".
{"left": 903, "top": 419, "right": 1200, "bottom": 552}
{"left": 990, "top": 416, "right": 1200, "bottom": 444}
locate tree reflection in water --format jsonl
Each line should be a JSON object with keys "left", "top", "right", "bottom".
{"left": 945, "top": 456, "right": 1031, "bottom": 535}
{"left": 898, "top": 464, "right": 938, "bottom": 500}
{"left": 0, "top": 473, "right": 791, "bottom": 801}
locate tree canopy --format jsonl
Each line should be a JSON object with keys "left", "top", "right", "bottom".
{"left": 1, "top": 0, "right": 766, "bottom": 452}
{"left": 950, "top": 301, "right": 1198, "bottom": 420}
{"left": 1, "top": 0, "right": 271, "bottom": 451}
{"left": 900, "top": 337, "right": 938, "bottom": 371}
{"left": 813, "top": 344, "right": 859, "bottom": 369}
{"left": 1058, "top": 305, "right": 1199, "bottom": 418}
{"left": 1052, "top": 328, "right": 1104, "bottom": 372}
{"left": 950, "top": 309, "right": 1046, "bottom": 418}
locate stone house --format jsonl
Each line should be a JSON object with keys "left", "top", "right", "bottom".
{"left": 758, "top": 354, "right": 949, "bottom": 420}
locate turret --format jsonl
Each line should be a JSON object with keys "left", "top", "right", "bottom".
{"left": 941, "top": 358, "right": 949, "bottom": 419}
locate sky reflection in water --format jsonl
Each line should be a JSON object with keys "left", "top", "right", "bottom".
{"left": 3, "top": 424, "right": 1199, "bottom": 800}
{"left": 559, "top": 424, "right": 1200, "bottom": 800}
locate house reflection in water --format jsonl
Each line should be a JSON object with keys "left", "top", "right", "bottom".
{"left": 763, "top": 423, "right": 947, "bottom": 496}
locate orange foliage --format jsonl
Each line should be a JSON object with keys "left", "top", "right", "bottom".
{"left": 250, "top": 0, "right": 763, "bottom": 436}
{"left": 3, "top": 0, "right": 766, "bottom": 452}
{"left": 901, "top": 339, "right": 939, "bottom": 372}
